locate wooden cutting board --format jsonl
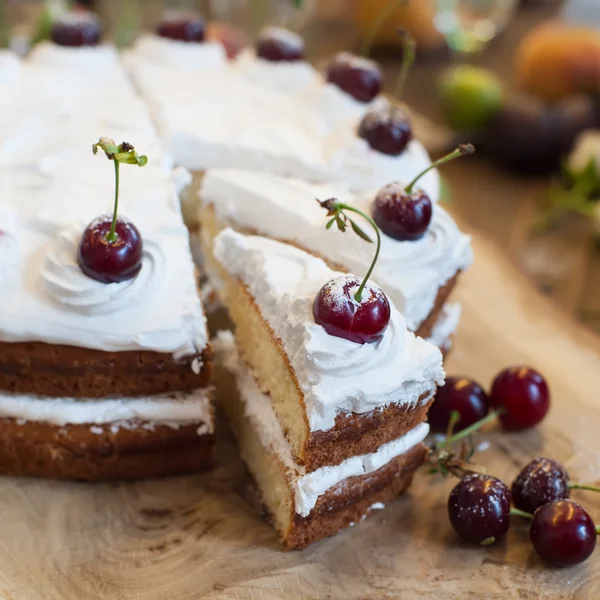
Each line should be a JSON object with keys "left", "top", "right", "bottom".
{"left": 0, "top": 211, "right": 599, "bottom": 600}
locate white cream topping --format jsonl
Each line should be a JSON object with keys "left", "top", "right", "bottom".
{"left": 0, "top": 388, "right": 213, "bottom": 431}
{"left": 234, "top": 48, "right": 319, "bottom": 94}
{"left": 213, "top": 229, "right": 444, "bottom": 432}
{"left": 0, "top": 51, "right": 20, "bottom": 84}
{"left": 128, "top": 61, "right": 439, "bottom": 195}
{"left": 0, "top": 56, "right": 208, "bottom": 358}
{"left": 201, "top": 169, "right": 468, "bottom": 329}
{"left": 215, "top": 331, "right": 429, "bottom": 517}
{"left": 27, "top": 41, "right": 120, "bottom": 71}
{"left": 42, "top": 221, "right": 165, "bottom": 316}
{"left": 126, "top": 35, "right": 227, "bottom": 71}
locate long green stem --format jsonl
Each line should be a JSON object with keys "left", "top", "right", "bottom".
{"left": 405, "top": 144, "right": 475, "bottom": 193}
{"left": 336, "top": 203, "right": 381, "bottom": 303}
{"left": 392, "top": 30, "right": 416, "bottom": 101}
{"left": 106, "top": 160, "right": 120, "bottom": 243}
{"left": 510, "top": 507, "right": 533, "bottom": 520}
{"left": 569, "top": 483, "right": 600, "bottom": 493}
{"left": 440, "top": 408, "right": 504, "bottom": 449}
{"left": 359, "top": 0, "right": 406, "bottom": 57}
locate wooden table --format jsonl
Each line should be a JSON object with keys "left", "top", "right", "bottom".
{"left": 1, "top": 213, "right": 599, "bottom": 599}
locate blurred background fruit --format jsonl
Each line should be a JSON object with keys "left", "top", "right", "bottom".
{"left": 515, "top": 23, "right": 600, "bottom": 103}
{"left": 440, "top": 65, "right": 504, "bottom": 130}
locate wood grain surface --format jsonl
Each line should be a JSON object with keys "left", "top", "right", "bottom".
{"left": 0, "top": 208, "right": 599, "bottom": 600}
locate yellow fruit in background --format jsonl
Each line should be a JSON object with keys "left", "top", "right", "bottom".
{"left": 355, "top": 0, "right": 445, "bottom": 52}
{"left": 515, "top": 23, "right": 600, "bottom": 104}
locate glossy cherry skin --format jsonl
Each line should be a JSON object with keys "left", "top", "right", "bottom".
{"left": 326, "top": 52, "right": 382, "bottom": 103}
{"left": 530, "top": 500, "right": 597, "bottom": 567}
{"left": 490, "top": 366, "right": 550, "bottom": 430}
{"left": 358, "top": 106, "right": 412, "bottom": 156}
{"left": 448, "top": 474, "right": 512, "bottom": 545}
{"left": 156, "top": 15, "right": 206, "bottom": 42}
{"left": 51, "top": 13, "right": 102, "bottom": 47}
{"left": 429, "top": 376, "right": 490, "bottom": 434}
{"left": 372, "top": 183, "right": 432, "bottom": 241}
{"left": 313, "top": 275, "right": 390, "bottom": 344}
{"left": 512, "top": 457, "right": 570, "bottom": 514}
{"left": 78, "top": 215, "right": 143, "bottom": 284}
{"left": 256, "top": 27, "right": 304, "bottom": 62}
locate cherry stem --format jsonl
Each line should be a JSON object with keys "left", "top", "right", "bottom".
{"left": 439, "top": 408, "right": 504, "bottom": 450}
{"left": 107, "top": 160, "right": 120, "bottom": 243}
{"left": 405, "top": 144, "right": 475, "bottom": 194}
{"left": 510, "top": 507, "right": 533, "bottom": 520}
{"left": 92, "top": 137, "right": 148, "bottom": 244}
{"left": 569, "top": 483, "right": 600, "bottom": 494}
{"left": 392, "top": 30, "right": 416, "bottom": 102}
{"left": 338, "top": 203, "right": 381, "bottom": 303}
{"left": 359, "top": 0, "right": 407, "bottom": 57}
{"left": 317, "top": 198, "right": 381, "bottom": 303}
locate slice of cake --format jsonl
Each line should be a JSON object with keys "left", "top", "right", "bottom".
{"left": 199, "top": 166, "right": 470, "bottom": 341}
{"left": 213, "top": 228, "right": 444, "bottom": 471}
{"left": 214, "top": 331, "right": 429, "bottom": 550}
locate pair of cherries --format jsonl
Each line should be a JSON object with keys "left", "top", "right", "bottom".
{"left": 313, "top": 144, "right": 474, "bottom": 346}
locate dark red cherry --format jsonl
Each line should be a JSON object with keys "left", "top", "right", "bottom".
{"left": 326, "top": 52, "right": 382, "bottom": 103}
{"left": 490, "top": 366, "right": 550, "bottom": 431}
{"left": 358, "top": 105, "right": 412, "bottom": 156}
{"left": 51, "top": 12, "right": 102, "bottom": 47}
{"left": 429, "top": 376, "right": 490, "bottom": 434}
{"left": 313, "top": 275, "right": 390, "bottom": 344}
{"left": 157, "top": 14, "right": 206, "bottom": 43}
{"left": 256, "top": 26, "right": 304, "bottom": 62}
{"left": 78, "top": 215, "right": 143, "bottom": 284}
{"left": 448, "top": 474, "right": 512, "bottom": 545}
{"left": 372, "top": 183, "right": 432, "bottom": 241}
{"left": 511, "top": 457, "right": 569, "bottom": 514}
{"left": 530, "top": 500, "right": 597, "bottom": 567}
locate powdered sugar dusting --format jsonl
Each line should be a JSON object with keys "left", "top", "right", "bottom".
{"left": 333, "top": 51, "right": 380, "bottom": 73}
{"left": 259, "top": 26, "right": 303, "bottom": 50}
{"left": 319, "top": 275, "right": 387, "bottom": 311}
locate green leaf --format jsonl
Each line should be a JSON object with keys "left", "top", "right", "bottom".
{"left": 349, "top": 218, "right": 374, "bottom": 243}
{"left": 325, "top": 217, "right": 336, "bottom": 230}
{"left": 335, "top": 214, "right": 346, "bottom": 232}
{"left": 292, "top": 0, "right": 303, "bottom": 7}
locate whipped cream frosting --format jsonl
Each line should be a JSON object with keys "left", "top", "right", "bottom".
{"left": 28, "top": 41, "right": 120, "bottom": 71}
{"left": 215, "top": 331, "right": 429, "bottom": 516}
{"left": 0, "top": 51, "right": 20, "bottom": 84}
{"left": 0, "top": 53, "right": 208, "bottom": 358}
{"left": 234, "top": 47, "right": 319, "bottom": 94}
{"left": 128, "top": 60, "right": 439, "bottom": 195}
{"left": 213, "top": 229, "right": 444, "bottom": 432}
{"left": 201, "top": 169, "right": 469, "bottom": 329}
{"left": 0, "top": 387, "right": 213, "bottom": 432}
{"left": 126, "top": 35, "right": 227, "bottom": 71}
{"left": 426, "top": 303, "right": 461, "bottom": 350}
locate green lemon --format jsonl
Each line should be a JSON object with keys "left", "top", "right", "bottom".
{"left": 440, "top": 65, "right": 504, "bottom": 131}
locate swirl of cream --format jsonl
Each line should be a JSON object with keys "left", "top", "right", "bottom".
{"left": 42, "top": 222, "right": 165, "bottom": 315}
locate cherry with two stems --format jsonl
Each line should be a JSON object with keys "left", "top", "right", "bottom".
{"left": 313, "top": 198, "right": 390, "bottom": 344}
{"left": 372, "top": 144, "right": 475, "bottom": 242}
{"left": 78, "top": 138, "right": 148, "bottom": 284}
{"left": 358, "top": 30, "right": 416, "bottom": 156}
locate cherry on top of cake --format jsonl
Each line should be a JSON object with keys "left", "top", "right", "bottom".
{"left": 51, "top": 9, "right": 102, "bottom": 47}
{"left": 156, "top": 11, "right": 207, "bottom": 43}
{"left": 372, "top": 144, "right": 475, "bottom": 241}
{"left": 358, "top": 30, "right": 416, "bottom": 157}
{"left": 78, "top": 137, "right": 148, "bottom": 284}
{"left": 326, "top": 52, "right": 383, "bottom": 104}
{"left": 313, "top": 197, "right": 390, "bottom": 345}
{"left": 255, "top": 26, "right": 305, "bottom": 63}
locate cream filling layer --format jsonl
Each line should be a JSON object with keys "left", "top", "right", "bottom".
{"left": 0, "top": 388, "right": 213, "bottom": 432}
{"left": 213, "top": 229, "right": 444, "bottom": 432}
{"left": 215, "top": 331, "right": 428, "bottom": 517}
